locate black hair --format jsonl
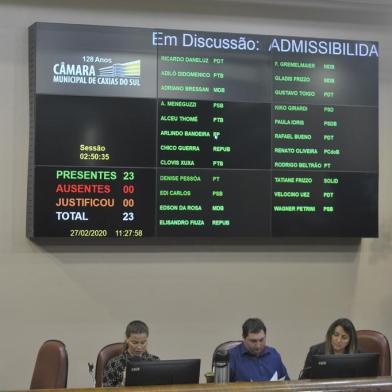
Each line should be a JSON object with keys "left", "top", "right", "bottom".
{"left": 242, "top": 318, "right": 267, "bottom": 338}
{"left": 125, "top": 320, "right": 149, "bottom": 337}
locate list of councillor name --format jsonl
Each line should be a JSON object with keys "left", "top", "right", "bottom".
{"left": 31, "top": 25, "right": 378, "bottom": 238}
{"left": 153, "top": 37, "right": 378, "bottom": 237}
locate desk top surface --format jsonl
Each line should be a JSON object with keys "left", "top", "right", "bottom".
{"left": 5, "top": 377, "right": 392, "bottom": 392}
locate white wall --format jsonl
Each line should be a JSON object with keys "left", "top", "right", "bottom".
{"left": 0, "top": 0, "right": 391, "bottom": 389}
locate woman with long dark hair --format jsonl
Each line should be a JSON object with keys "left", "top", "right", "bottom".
{"left": 299, "top": 318, "right": 359, "bottom": 379}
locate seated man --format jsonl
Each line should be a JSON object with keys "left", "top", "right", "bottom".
{"left": 229, "top": 318, "right": 289, "bottom": 382}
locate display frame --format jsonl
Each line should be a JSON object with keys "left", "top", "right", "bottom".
{"left": 27, "top": 22, "right": 379, "bottom": 241}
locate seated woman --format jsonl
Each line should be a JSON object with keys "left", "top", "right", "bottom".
{"left": 299, "top": 318, "right": 359, "bottom": 379}
{"left": 103, "top": 320, "right": 159, "bottom": 387}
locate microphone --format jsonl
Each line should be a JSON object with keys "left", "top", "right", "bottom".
{"left": 88, "top": 362, "right": 95, "bottom": 387}
{"left": 298, "top": 366, "right": 311, "bottom": 379}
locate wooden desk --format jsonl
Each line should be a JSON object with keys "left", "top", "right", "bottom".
{"left": 7, "top": 377, "right": 392, "bottom": 392}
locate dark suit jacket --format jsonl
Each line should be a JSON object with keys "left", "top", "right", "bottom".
{"left": 299, "top": 342, "right": 326, "bottom": 379}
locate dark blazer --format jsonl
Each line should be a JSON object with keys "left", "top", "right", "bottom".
{"left": 299, "top": 342, "right": 326, "bottom": 379}
{"left": 299, "top": 342, "right": 362, "bottom": 379}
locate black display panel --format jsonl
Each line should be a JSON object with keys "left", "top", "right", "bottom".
{"left": 27, "top": 23, "right": 379, "bottom": 239}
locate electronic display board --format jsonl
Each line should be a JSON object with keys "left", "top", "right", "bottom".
{"left": 27, "top": 22, "right": 379, "bottom": 239}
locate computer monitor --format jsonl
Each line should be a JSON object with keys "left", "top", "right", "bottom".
{"left": 125, "top": 359, "right": 201, "bottom": 386}
{"left": 310, "top": 353, "right": 379, "bottom": 379}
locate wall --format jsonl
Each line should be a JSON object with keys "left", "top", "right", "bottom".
{"left": 0, "top": 0, "right": 391, "bottom": 389}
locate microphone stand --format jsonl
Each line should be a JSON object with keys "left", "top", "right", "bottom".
{"left": 88, "top": 362, "right": 96, "bottom": 387}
